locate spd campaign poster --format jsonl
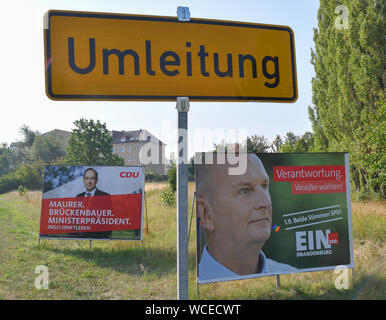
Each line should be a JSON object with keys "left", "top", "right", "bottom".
{"left": 39, "top": 165, "right": 145, "bottom": 240}
{"left": 195, "top": 152, "right": 353, "bottom": 283}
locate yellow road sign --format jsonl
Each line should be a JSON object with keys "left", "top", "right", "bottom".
{"left": 44, "top": 10, "right": 297, "bottom": 102}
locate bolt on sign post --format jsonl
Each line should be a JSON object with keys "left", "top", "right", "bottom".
{"left": 43, "top": 8, "right": 298, "bottom": 300}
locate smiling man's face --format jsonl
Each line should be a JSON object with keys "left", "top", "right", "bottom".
{"left": 209, "top": 154, "right": 272, "bottom": 248}
{"left": 83, "top": 169, "right": 98, "bottom": 192}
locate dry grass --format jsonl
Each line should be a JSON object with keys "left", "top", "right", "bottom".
{"left": 21, "top": 190, "right": 42, "bottom": 208}
{"left": 351, "top": 199, "right": 385, "bottom": 243}
{"left": 352, "top": 200, "right": 385, "bottom": 217}
{"left": 145, "top": 182, "right": 168, "bottom": 192}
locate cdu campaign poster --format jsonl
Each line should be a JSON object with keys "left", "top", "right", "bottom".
{"left": 195, "top": 152, "right": 353, "bottom": 284}
{"left": 39, "top": 165, "right": 145, "bottom": 241}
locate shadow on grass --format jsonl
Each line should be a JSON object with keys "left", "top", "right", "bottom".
{"left": 44, "top": 244, "right": 177, "bottom": 277}
{"left": 350, "top": 274, "right": 386, "bottom": 300}
{"left": 196, "top": 272, "right": 386, "bottom": 300}
{"left": 282, "top": 274, "right": 386, "bottom": 300}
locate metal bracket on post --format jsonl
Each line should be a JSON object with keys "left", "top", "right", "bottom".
{"left": 177, "top": 7, "right": 190, "bottom": 22}
{"left": 176, "top": 96, "right": 190, "bottom": 300}
{"left": 176, "top": 97, "right": 190, "bottom": 112}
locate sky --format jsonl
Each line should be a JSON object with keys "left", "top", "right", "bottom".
{"left": 0, "top": 0, "right": 319, "bottom": 159}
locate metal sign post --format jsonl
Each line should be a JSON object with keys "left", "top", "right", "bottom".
{"left": 176, "top": 7, "right": 191, "bottom": 301}
{"left": 176, "top": 96, "right": 190, "bottom": 300}
{"left": 276, "top": 275, "right": 281, "bottom": 288}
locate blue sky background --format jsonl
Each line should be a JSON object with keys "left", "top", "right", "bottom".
{"left": 0, "top": 0, "right": 319, "bottom": 158}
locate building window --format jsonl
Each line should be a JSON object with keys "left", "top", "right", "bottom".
{"left": 128, "top": 145, "right": 131, "bottom": 152}
{"left": 127, "top": 155, "right": 130, "bottom": 161}
{"left": 134, "top": 145, "right": 137, "bottom": 151}
{"left": 133, "top": 156, "right": 137, "bottom": 162}
{"left": 121, "top": 146, "right": 125, "bottom": 152}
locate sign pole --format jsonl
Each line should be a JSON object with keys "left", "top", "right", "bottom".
{"left": 176, "top": 97, "right": 190, "bottom": 300}
{"left": 276, "top": 275, "right": 281, "bottom": 288}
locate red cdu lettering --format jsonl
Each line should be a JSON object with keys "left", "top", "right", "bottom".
{"left": 120, "top": 172, "right": 139, "bottom": 178}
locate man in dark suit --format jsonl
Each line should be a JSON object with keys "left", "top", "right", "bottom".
{"left": 76, "top": 168, "right": 110, "bottom": 197}
{"left": 75, "top": 167, "right": 111, "bottom": 239}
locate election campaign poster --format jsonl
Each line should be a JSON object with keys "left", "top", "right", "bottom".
{"left": 39, "top": 165, "right": 145, "bottom": 241}
{"left": 195, "top": 152, "right": 353, "bottom": 283}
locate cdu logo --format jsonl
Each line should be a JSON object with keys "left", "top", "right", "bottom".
{"left": 120, "top": 172, "right": 140, "bottom": 178}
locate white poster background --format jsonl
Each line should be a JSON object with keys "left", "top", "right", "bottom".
{"left": 42, "top": 166, "right": 145, "bottom": 199}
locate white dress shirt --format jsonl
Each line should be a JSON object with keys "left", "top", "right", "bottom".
{"left": 198, "top": 245, "right": 297, "bottom": 282}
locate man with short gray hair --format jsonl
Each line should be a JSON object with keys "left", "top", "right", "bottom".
{"left": 196, "top": 153, "right": 296, "bottom": 281}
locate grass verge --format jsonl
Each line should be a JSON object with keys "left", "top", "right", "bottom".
{"left": 0, "top": 184, "right": 384, "bottom": 299}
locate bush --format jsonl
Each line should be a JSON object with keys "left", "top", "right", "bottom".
{"left": 351, "top": 188, "right": 382, "bottom": 202}
{"left": 17, "top": 185, "right": 28, "bottom": 197}
{"left": 0, "top": 172, "right": 21, "bottom": 194}
{"left": 0, "top": 162, "right": 44, "bottom": 194}
{"left": 168, "top": 164, "right": 176, "bottom": 192}
{"left": 160, "top": 188, "right": 176, "bottom": 207}
{"left": 15, "top": 162, "right": 44, "bottom": 190}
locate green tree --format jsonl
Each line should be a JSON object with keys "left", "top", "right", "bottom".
{"left": 14, "top": 161, "right": 45, "bottom": 190}
{"left": 309, "top": 0, "right": 385, "bottom": 196}
{"left": 293, "top": 132, "right": 315, "bottom": 152}
{"left": 270, "top": 135, "right": 283, "bottom": 153}
{"left": 0, "top": 144, "right": 12, "bottom": 176}
{"left": 0, "top": 161, "right": 45, "bottom": 194}
{"left": 6, "top": 125, "right": 41, "bottom": 167}
{"left": 161, "top": 163, "right": 177, "bottom": 206}
{"left": 246, "top": 135, "right": 271, "bottom": 153}
{"left": 19, "top": 125, "right": 40, "bottom": 149}
{"left": 31, "top": 136, "right": 66, "bottom": 164}
{"left": 65, "top": 118, "right": 123, "bottom": 166}
{"left": 213, "top": 135, "right": 270, "bottom": 154}
{"left": 283, "top": 132, "right": 315, "bottom": 153}
{"left": 354, "top": 99, "right": 385, "bottom": 196}
{"left": 0, "top": 142, "right": 35, "bottom": 177}
{"left": 168, "top": 163, "right": 177, "bottom": 192}
{"left": 11, "top": 145, "right": 31, "bottom": 165}
{"left": 280, "top": 132, "right": 299, "bottom": 153}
